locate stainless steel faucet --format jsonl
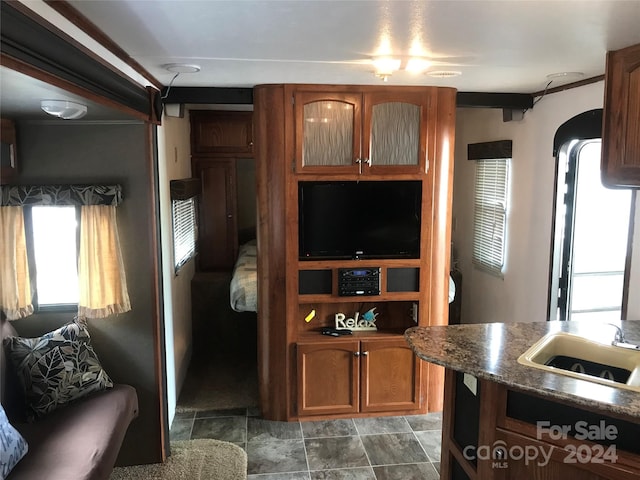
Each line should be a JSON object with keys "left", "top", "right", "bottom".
{"left": 608, "top": 323, "right": 625, "bottom": 343}
{"left": 608, "top": 323, "right": 640, "bottom": 350}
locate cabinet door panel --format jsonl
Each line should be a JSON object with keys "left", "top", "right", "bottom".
{"left": 602, "top": 43, "right": 640, "bottom": 187}
{"left": 363, "top": 90, "right": 429, "bottom": 174}
{"left": 297, "top": 340, "right": 360, "bottom": 416}
{"left": 294, "top": 91, "right": 362, "bottom": 173}
{"left": 191, "top": 111, "right": 254, "bottom": 155}
{"left": 360, "top": 338, "right": 422, "bottom": 412}
{"left": 195, "top": 159, "right": 237, "bottom": 270}
{"left": 492, "top": 430, "right": 637, "bottom": 480}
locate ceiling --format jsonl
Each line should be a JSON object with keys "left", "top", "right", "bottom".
{"left": 65, "top": 0, "right": 640, "bottom": 93}
{"left": 2, "top": 1, "right": 640, "bottom": 122}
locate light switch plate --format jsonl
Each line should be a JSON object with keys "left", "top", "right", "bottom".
{"left": 463, "top": 373, "right": 478, "bottom": 396}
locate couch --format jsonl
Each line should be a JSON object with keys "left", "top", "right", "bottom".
{"left": 1, "top": 318, "right": 138, "bottom": 480}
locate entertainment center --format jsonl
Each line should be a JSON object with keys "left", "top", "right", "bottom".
{"left": 254, "top": 84, "right": 457, "bottom": 421}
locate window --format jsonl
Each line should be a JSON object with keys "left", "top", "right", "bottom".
{"left": 468, "top": 140, "right": 512, "bottom": 277}
{"left": 30, "top": 206, "right": 79, "bottom": 307}
{"left": 172, "top": 197, "right": 197, "bottom": 272}
{"left": 472, "top": 158, "right": 509, "bottom": 276}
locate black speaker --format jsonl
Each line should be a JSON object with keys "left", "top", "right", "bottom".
{"left": 299, "top": 270, "right": 332, "bottom": 295}
{"left": 387, "top": 268, "right": 419, "bottom": 292}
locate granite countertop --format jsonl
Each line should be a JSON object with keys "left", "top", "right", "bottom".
{"left": 405, "top": 320, "right": 640, "bottom": 419}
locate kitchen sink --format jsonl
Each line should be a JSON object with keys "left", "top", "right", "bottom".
{"left": 517, "top": 332, "right": 640, "bottom": 392}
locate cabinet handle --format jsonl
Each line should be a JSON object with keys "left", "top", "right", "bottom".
{"left": 364, "top": 158, "right": 371, "bottom": 167}
{"left": 354, "top": 352, "right": 361, "bottom": 357}
{"left": 362, "top": 351, "right": 368, "bottom": 356}
{"left": 355, "top": 158, "right": 362, "bottom": 175}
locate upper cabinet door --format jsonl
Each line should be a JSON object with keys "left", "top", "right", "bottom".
{"left": 602, "top": 43, "right": 640, "bottom": 188}
{"left": 191, "top": 111, "right": 254, "bottom": 156}
{"left": 294, "top": 91, "right": 362, "bottom": 174}
{"left": 362, "top": 91, "right": 428, "bottom": 175}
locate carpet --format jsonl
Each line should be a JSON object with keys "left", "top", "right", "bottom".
{"left": 109, "top": 439, "right": 247, "bottom": 480}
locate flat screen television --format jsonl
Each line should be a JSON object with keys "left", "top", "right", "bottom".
{"left": 298, "top": 180, "right": 422, "bottom": 260}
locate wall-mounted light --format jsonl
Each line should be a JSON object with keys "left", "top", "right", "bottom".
{"left": 40, "top": 100, "right": 88, "bottom": 120}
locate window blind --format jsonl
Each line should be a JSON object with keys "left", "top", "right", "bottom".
{"left": 172, "top": 197, "right": 197, "bottom": 272}
{"left": 473, "top": 159, "right": 509, "bottom": 276}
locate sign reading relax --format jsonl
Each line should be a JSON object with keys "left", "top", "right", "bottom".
{"left": 335, "top": 307, "right": 378, "bottom": 331}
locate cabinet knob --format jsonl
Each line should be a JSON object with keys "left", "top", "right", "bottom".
{"left": 249, "top": 141, "right": 254, "bottom": 147}
{"left": 354, "top": 352, "right": 361, "bottom": 357}
{"left": 362, "top": 351, "right": 369, "bottom": 356}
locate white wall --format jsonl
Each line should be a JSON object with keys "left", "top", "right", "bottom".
{"left": 157, "top": 113, "right": 194, "bottom": 423}
{"left": 452, "top": 81, "right": 638, "bottom": 324}
{"left": 627, "top": 194, "right": 640, "bottom": 320}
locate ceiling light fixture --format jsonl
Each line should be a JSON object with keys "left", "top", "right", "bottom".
{"left": 372, "top": 57, "right": 401, "bottom": 82}
{"left": 371, "top": 56, "right": 451, "bottom": 80}
{"left": 163, "top": 63, "right": 201, "bottom": 74}
{"left": 546, "top": 72, "right": 584, "bottom": 82}
{"left": 40, "top": 100, "right": 88, "bottom": 120}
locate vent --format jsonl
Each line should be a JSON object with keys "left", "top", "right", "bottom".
{"left": 427, "top": 70, "right": 462, "bottom": 78}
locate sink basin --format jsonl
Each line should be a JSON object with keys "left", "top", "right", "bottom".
{"left": 517, "top": 332, "right": 640, "bottom": 392}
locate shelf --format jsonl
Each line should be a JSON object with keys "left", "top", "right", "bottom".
{"left": 298, "top": 259, "right": 422, "bottom": 269}
{"left": 299, "top": 292, "right": 421, "bottom": 303}
{"left": 297, "top": 328, "right": 410, "bottom": 342}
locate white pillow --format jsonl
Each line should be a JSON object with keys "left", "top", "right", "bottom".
{"left": 0, "top": 404, "right": 28, "bottom": 480}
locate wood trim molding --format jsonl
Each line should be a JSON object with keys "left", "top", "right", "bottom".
{"left": 531, "top": 74, "right": 605, "bottom": 98}
{"left": 169, "top": 178, "right": 202, "bottom": 200}
{"left": 467, "top": 140, "right": 513, "bottom": 160}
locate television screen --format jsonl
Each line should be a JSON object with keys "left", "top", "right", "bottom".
{"left": 298, "top": 180, "right": 422, "bottom": 260}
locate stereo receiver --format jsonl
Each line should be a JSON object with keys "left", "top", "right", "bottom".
{"left": 338, "top": 267, "right": 381, "bottom": 296}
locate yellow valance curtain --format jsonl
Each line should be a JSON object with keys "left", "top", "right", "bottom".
{"left": 0, "top": 206, "right": 34, "bottom": 320}
{"left": 77, "top": 205, "right": 131, "bottom": 318}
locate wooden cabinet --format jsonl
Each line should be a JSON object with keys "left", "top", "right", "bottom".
{"left": 297, "top": 340, "right": 360, "bottom": 416}
{"left": 193, "top": 158, "right": 237, "bottom": 270}
{"left": 254, "top": 84, "right": 457, "bottom": 421}
{"left": 293, "top": 86, "right": 430, "bottom": 175}
{"left": 360, "top": 338, "right": 422, "bottom": 413}
{"left": 601, "top": 42, "right": 640, "bottom": 188}
{"left": 297, "top": 337, "right": 421, "bottom": 417}
{"left": 190, "top": 111, "right": 257, "bottom": 271}
{"left": 440, "top": 369, "right": 640, "bottom": 480}
{"left": 190, "top": 111, "right": 254, "bottom": 156}
{"left": 492, "top": 430, "right": 637, "bottom": 480}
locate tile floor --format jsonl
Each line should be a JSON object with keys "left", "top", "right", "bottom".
{"left": 170, "top": 408, "right": 442, "bottom": 479}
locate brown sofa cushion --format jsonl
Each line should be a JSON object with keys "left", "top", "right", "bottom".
{"left": 8, "top": 384, "right": 138, "bottom": 480}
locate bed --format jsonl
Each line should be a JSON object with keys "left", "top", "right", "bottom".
{"left": 230, "top": 239, "right": 258, "bottom": 312}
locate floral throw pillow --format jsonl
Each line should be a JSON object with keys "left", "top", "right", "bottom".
{"left": 2, "top": 321, "right": 113, "bottom": 421}
{"left": 0, "top": 404, "right": 28, "bottom": 480}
